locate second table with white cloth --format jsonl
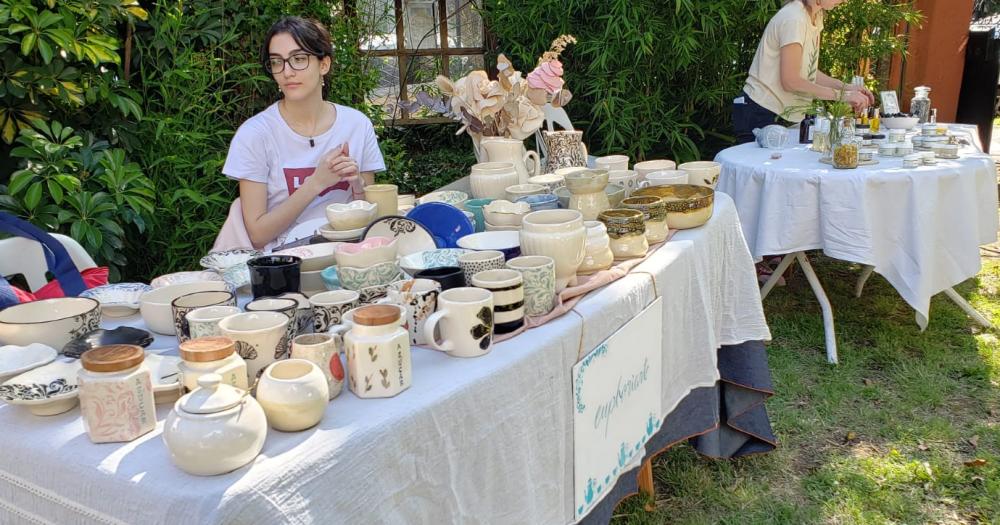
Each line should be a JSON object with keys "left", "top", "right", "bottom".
{"left": 716, "top": 127, "right": 998, "bottom": 362}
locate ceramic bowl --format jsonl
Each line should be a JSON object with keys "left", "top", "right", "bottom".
{"left": 0, "top": 357, "right": 82, "bottom": 415}
{"left": 554, "top": 167, "right": 589, "bottom": 178}
{"left": 516, "top": 193, "right": 560, "bottom": 212}
{"left": 321, "top": 266, "right": 341, "bottom": 290}
{"left": 554, "top": 184, "right": 626, "bottom": 209}
{"left": 62, "top": 326, "right": 154, "bottom": 359}
{"left": 633, "top": 184, "right": 715, "bottom": 230}
{"left": 300, "top": 269, "right": 326, "bottom": 296}
{"left": 337, "top": 261, "right": 403, "bottom": 291}
{"left": 140, "top": 281, "right": 230, "bottom": 335}
{"left": 151, "top": 271, "right": 226, "bottom": 288}
{"left": 0, "top": 343, "right": 57, "bottom": 382}
{"left": 483, "top": 200, "right": 531, "bottom": 227}
{"left": 398, "top": 194, "right": 416, "bottom": 207}
{"left": 677, "top": 161, "right": 721, "bottom": 189}
{"left": 504, "top": 184, "right": 547, "bottom": 202}
{"left": 317, "top": 224, "right": 366, "bottom": 242}
{"left": 484, "top": 221, "right": 521, "bottom": 232}
{"left": 456, "top": 231, "right": 521, "bottom": 260}
{"left": 200, "top": 249, "right": 261, "bottom": 272}
{"left": 881, "top": 116, "right": 919, "bottom": 130}
{"left": 633, "top": 160, "right": 676, "bottom": 179}
{"left": 418, "top": 190, "right": 469, "bottom": 210}
{"left": 399, "top": 248, "right": 474, "bottom": 276}
{"left": 80, "top": 283, "right": 153, "bottom": 318}
{"left": 563, "top": 169, "right": 609, "bottom": 195}
{"left": 334, "top": 236, "right": 398, "bottom": 268}
{"left": 274, "top": 242, "right": 340, "bottom": 272}
{"left": 325, "top": 200, "right": 377, "bottom": 231}
{"left": 0, "top": 298, "right": 101, "bottom": 351}
{"left": 527, "top": 173, "right": 565, "bottom": 191}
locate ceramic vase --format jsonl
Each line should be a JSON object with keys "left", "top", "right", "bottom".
{"left": 479, "top": 137, "right": 541, "bottom": 185}
{"left": 519, "top": 209, "right": 586, "bottom": 291}
{"left": 256, "top": 359, "right": 328, "bottom": 431}
{"left": 542, "top": 131, "right": 588, "bottom": 172}
{"left": 470, "top": 162, "right": 519, "bottom": 200}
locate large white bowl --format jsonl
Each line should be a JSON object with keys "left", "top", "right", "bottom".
{"left": 325, "top": 200, "right": 377, "bottom": 231}
{"left": 0, "top": 298, "right": 101, "bottom": 351}
{"left": 881, "top": 116, "right": 920, "bottom": 130}
{"left": 140, "top": 281, "right": 229, "bottom": 335}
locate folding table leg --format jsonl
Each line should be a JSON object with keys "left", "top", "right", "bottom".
{"left": 794, "top": 252, "right": 838, "bottom": 364}
{"left": 638, "top": 458, "right": 656, "bottom": 511}
{"left": 855, "top": 265, "right": 875, "bottom": 298}
{"left": 943, "top": 287, "right": 994, "bottom": 328}
{"left": 759, "top": 253, "right": 797, "bottom": 300}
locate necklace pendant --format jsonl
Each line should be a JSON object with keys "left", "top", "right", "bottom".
{"left": 309, "top": 138, "right": 315, "bottom": 148}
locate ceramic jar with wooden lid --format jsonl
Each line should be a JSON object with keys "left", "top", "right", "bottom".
{"left": 343, "top": 305, "right": 412, "bottom": 398}
{"left": 77, "top": 345, "right": 156, "bottom": 443}
{"left": 178, "top": 336, "right": 249, "bottom": 392}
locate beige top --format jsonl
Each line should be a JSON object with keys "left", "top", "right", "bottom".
{"left": 743, "top": 1, "right": 824, "bottom": 122}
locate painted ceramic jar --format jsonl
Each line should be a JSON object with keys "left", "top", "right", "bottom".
{"left": 342, "top": 305, "right": 412, "bottom": 398}
{"left": 564, "top": 169, "right": 611, "bottom": 221}
{"left": 541, "top": 130, "right": 588, "bottom": 172}
{"left": 163, "top": 373, "right": 266, "bottom": 476}
{"left": 178, "top": 336, "right": 249, "bottom": 392}
{"left": 78, "top": 345, "right": 156, "bottom": 444}
{"left": 256, "top": 359, "right": 328, "bottom": 431}
{"left": 578, "top": 221, "right": 615, "bottom": 275}
{"left": 470, "top": 162, "right": 519, "bottom": 200}
{"left": 598, "top": 209, "right": 649, "bottom": 259}
{"left": 622, "top": 196, "right": 670, "bottom": 243}
{"left": 291, "top": 333, "right": 344, "bottom": 400}
{"left": 519, "top": 209, "right": 587, "bottom": 291}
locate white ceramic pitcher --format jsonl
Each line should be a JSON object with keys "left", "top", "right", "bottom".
{"left": 479, "top": 137, "right": 541, "bottom": 185}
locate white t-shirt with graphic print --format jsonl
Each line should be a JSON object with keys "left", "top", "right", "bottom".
{"left": 223, "top": 102, "right": 386, "bottom": 249}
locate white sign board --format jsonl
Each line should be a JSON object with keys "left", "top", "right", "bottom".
{"left": 572, "top": 298, "right": 663, "bottom": 520}
{"left": 880, "top": 90, "right": 900, "bottom": 115}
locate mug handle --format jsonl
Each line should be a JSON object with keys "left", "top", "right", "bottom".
{"left": 637, "top": 180, "right": 651, "bottom": 189}
{"left": 422, "top": 309, "right": 454, "bottom": 352}
{"left": 524, "top": 149, "right": 541, "bottom": 178}
{"left": 326, "top": 322, "right": 350, "bottom": 349}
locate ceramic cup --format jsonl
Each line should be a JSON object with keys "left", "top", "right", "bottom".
{"left": 638, "top": 170, "right": 688, "bottom": 188}
{"left": 186, "top": 305, "right": 242, "bottom": 339}
{"left": 457, "top": 250, "right": 506, "bottom": 286}
{"left": 375, "top": 278, "right": 441, "bottom": 345}
{"left": 171, "top": 291, "right": 237, "bottom": 343}
{"left": 423, "top": 287, "right": 494, "bottom": 358}
{"left": 245, "top": 297, "right": 300, "bottom": 357}
{"left": 505, "top": 255, "right": 557, "bottom": 317}
{"left": 309, "top": 290, "right": 360, "bottom": 332}
{"left": 278, "top": 292, "right": 315, "bottom": 336}
{"left": 247, "top": 255, "right": 301, "bottom": 299}
{"left": 621, "top": 196, "right": 670, "bottom": 243}
{"left": 633, "top": 160, "right": 676, "bottom": 182}
{"left": 470, "top": 269, "right": 524, "bottom": 334}
{"left": 256, "top": 359, "right": 328, "bottom": 431}
{"left": 291, "top": 333, "right": 344, "bottom": 400}
{"left": 608, "top": 170, "right": 639, "bottom": 196}
{"left": 365, "top": 184, "right": 399, "bottom": 219}
{"left": 464, "top": 198, "right": 495, "bottom": 232}
{"left": 218, "top": 311, "right": 291, "bottom": 382}
{"left": 598, "top": 209, "right": 649, "bottom": 259}
{"left": 413, "top": 266, "right": 466, "bottom": 291}
{"left": 594, "top": 155, "right": 629, "bottom": 172}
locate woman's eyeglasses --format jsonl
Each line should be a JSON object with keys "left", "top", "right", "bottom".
{"left": 268, "top": 53, "right": 313, "bottom": 74}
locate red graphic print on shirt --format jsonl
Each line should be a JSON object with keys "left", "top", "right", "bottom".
{"left": 283, "top": 167, "right": 350, "bottom": 197}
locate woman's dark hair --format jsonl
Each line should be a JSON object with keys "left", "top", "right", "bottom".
{"left": 261, "top": 16, "right": 333, "bottom": 96}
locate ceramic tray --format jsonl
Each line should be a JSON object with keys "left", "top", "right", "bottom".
{"left": 361, "top": 216, "right": 437, "bottom": 257}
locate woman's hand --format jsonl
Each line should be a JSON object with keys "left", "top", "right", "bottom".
{"left": 844, "top": 90, "right": 870, "bottom": 114}
{"left": 847, "top": 84, "right": 876, "bottom": 106}
{"left": 307, "top": 143, "right": 359, "bottom": 193}
{"left": 326, "top": 143, "right": 360, "bottom": 182}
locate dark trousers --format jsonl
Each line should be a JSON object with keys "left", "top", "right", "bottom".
{"left": 732, "top": 91, "right": 783, "bottom": 144}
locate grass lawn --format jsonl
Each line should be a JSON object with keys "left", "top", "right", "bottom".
{"left": 611, "top": 254, "right": 1000, "bottom": 524}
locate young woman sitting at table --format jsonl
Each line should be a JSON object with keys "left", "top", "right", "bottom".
{"left": 215, "top": 16, "right": 385, "bottom": 251}
{"left": 732, "top": 0, "right": 874, "bottom": 144}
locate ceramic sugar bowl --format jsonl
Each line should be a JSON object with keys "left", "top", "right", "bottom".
{"left": 256, "top": 359, "right": 328, "bottom": 431}
{"left": 578, "top": 221, "right": 615, "bottom": 275}
{"left": 163, "top": 374, "right": 267, "bottom": 476}
{"left": 342, "top": 305, "right": 412, "bottom": 399}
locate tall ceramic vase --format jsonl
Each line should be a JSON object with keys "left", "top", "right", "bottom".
{"left": 479, "top": 137, "right": 541, "bottom": 185}
{"left": 542, "top": 131, "right": 588, "bottom": 172}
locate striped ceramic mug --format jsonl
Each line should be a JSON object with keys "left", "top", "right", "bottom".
{"left": 470, "top": 269, "right": 524, "bottom": 335}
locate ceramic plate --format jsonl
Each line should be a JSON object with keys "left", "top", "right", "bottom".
{"left": 398, "top": 248, "right": 473, "bottom": 276}
{"left": 199, "top": 249, "right": 262, "bottom": 271}
{"left": 317, "top": 224, "right": 366, "bottom": 242}
{"left": 418, "top": 190, "right": 469, "bottom": 208}
{"left": 361, "top": 216, "right": 437, "bottom": 257}
{"left": 406, "top": 202, "right": 475, "bottom": 249}
{"left": 0, "top": 358, "right": 81, "bottom": 409}
{"left": 144, "top": 353, "right": 182, "bottom": 393}
{"left": 151, "top": 271, "right": 225, "bottom": 289}
{"left": 284, "top": 217, "right": 329, "bottom": 245}
{"left": 80, "top": 283, "right": 152, "bottom": 317}
{"left": 0, "top": 344, "right": 57, "bottom": 381}
{"left": 62, "top": 327, "right": 154, "bottom": 359}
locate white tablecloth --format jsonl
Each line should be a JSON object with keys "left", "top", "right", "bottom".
{"left": 0, "top": 194, "right": 770, "bottom": 525}
{"left": 716, "top": 128, "right": 999, "bottom": 328}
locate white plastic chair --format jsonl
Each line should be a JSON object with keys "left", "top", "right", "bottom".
{"left": 0, "top": 234, "right": 97, "bottom": 292}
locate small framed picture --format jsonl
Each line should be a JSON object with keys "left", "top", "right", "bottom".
{"left": 880, "top": 91, "right": 900, "bottom": 115}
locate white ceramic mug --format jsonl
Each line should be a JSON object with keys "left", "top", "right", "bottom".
{"left": 470, "top": 269, "right": 524, "bottom": 334}
{"left": 309, "top": 290, "right": 360, "bottom": 332}
{"left": 375, "top": 279, "right": 441, "bottom": 345}
{"left": 637, "top": 170, "right": 688, "bottom": 188}
{"left": 218, "top": 311, "right": 291, "bottom": 383}
{"left": 633, "top": 159, "right": 676, "bottom": 182}
{"left": 186, "top": 305, "right": 242, "bottom": 339}
{"left": 594, "top": 155, "right": 629, "bottom": 172}
{"left": 291, "top": 333, "right": 344, "bottom": 400}
{"left": 256, "top": 359, "right": 328, "bottom": 431}
{"left": 245, "top": 297, "right": 300, "bottom": 350}
{"left": 171, "top": 290, "right": 237, "bottom": 343}
{"left": 458, "top": 250, "right": 506, "bottom": 286}
{"left": 608, "top": 170, "right": 639, "bottom": 196}
{"left": 423, "top": 287, "right": 495, "bottom": 358}
{"left": 505, "top": 255, "right": 557, "bottom": 317}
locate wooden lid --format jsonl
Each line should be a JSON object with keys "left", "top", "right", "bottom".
{"left": 353, "top": 305, "right": 399, "bottom": 326}
{"left": 81, "top": 345, "right": 145, "bottom": 372}
{"left": 178, "top": 336, "right": 236, "bottom": 362}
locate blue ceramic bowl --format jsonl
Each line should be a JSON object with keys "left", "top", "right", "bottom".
{"left": 516, "top": 193, "right": 559, "bottom": 212}
{"left": 456, "top": 231, "right": 521, "bottom": 260}
{"left": 320, "top": 266, "right": 341, "bottom": 290}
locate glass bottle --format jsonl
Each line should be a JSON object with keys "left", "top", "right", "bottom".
{"left": 911, "top": 86, "right": 932, "bottom": 124}
{"left": 812, "top": 116, "right": 830, "bottom": 153}
{"left": 832, "top": 118, "right": 859, "bottom": 169}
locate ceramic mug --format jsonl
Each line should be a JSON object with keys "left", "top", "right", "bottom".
{"left": 470, "top": 269, "right": 524, "bottom": 334}
{"left": 247, "top": 255, "right": 301, "bottom": 299}
{"left": 309, "top": 290, "right": 360, "bottom": 332}
{"left": 457, "top": 250, "right": 506, "bottom": 286}
{"left": 594, "top": 155, "right": 629, "bottom": 172}
{"left": 608, "top": 170, "right": 639, "bottom": 196}
{"left": 218, "top": 311, "right": 292, "bottom": 382}
{"left": 464, "top": 198, "right": 495, "bottom": 232}
{"left": 245, "top": 297, "right": 300, "bottom": 359}
{"left": 637, "top": 170, "right": 688, "bottom": 188}
{"left": 505, "top": 255, "right": 557, "bottom": 317}
{"left": 375, "top": 278, "right": 441, "bottom": 345}
{"left": 365, "top": 184, "right": 399, "bottom": 219}
{"left": 171, "top": 290, "right": 237, "bottom": 343}
{"left": 256, "top": 359, "right": 328, "bottom": 431}
{"left": 633, "top": 160, "right": 676, "bottom": 182}
{"left": 413, "top": 266, "right": 466, "bottom": 291}
{"left": 423, "top": 287, "right": 494, "bottom": 357}
{"left": 186, "top": 305, "right": 242, "bottom": 339}
{"left": 291, "top": 333, "right": 344, "bottom": 400}
{"left": 278, "top": 292, "right": 316, "bottom": 336}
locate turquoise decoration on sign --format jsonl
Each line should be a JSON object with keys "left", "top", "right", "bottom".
{"left": 585, "top": 478, "right": 596, "bottom": 504}
{"left": 618, "top": 443, "right": 629, "bottom": 468}
{"left": 574, "top": 342, "right": 608, "bottom": 413}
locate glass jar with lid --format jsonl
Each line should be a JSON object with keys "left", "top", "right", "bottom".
{"left": 911, "top": 86, "right": 932, "bottom": 124}
{"left": 78, "top": 345, "right": 157, "bottom": 443}
{"left": 178, "top": 336, "right": 249, "bottom": 392}
{"left": 831, "top": 118, "right": 859, "bottom": 169}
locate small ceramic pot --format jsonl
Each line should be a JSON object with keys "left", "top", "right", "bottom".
{"left": 186, "top": 305, "right": 242, "bottom": 339}
{"left": 633, "top": 160, "right": 676, "bottom": 182}
{"left": 325, "top": 200, "right": 377, "bottom": 230}
{"left": 578, "top": 221, "right": 615, "bottom": 274}
{"left": 364, "top": 184, "right": 399, "bottom": 219}
{"left": 334, "top": 236, "right": 398, "bottom": 268}
{"left": 247, "top": 255, "right": 301, "bottom": 299}
{"left": 594, "top": 155, "right": 629, "bottom": 172}
{"left": 633, "top": 185, "right": 715, "bottom": 230}
{"left": 171, "top": 290, "right": 237, "bottom": 343}
{"left": 291, "top": 333, "right": 344, "bottom": 400}
{"left": 470, "top": 162, "right": 519, "bottom": 200}
{"left": 375, "top": 278, "right": 441, "bottom": 345}
{"left": 413, "top": 266, "right": 466, "bottom": 291}
{"left": 458, "top": 250, "right": 506, "bottom": 286}
{"left": 505, "top": 183, "right": 547, "bottom": 203}
{"left": 423, "top": 287, "right": 494, "bottom": 357}
{"left": 470, "top": 269, "right": 524, "bottom": 334}
{"left": 256, "top": 359, "right": 328, "bottom": 431}
{"left": 178, "top": 336, "right": 248, "bottom": 392}
{"left": 309, "top": 289, "right": 360, "bottom": 332}
{"left": 598, "top": 209, "right": 648, "bottom": 259}
{"left": 163, "top": 374, "right": 267, "bottom": 476}
{"left": 463, "top": 198, "right": 495, "bottom": 232}
{"left": 505, "top": 255, "right": 557, "bottom": 317}
{"left": 622, "top": 196, "right": 670, "bottom": 243}
{"left": 218, "top": 311, "right": 291, "bottom": 382}
{"left": 519, "top": 209, "right": 586, "bottom": 291}
{"left": 341, "top": 305, "right": 412, "bottom": 398}
{"left": 677, "top": 161, "right": 721, "bottom": 189}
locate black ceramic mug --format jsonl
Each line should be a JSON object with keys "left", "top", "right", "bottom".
{"left": 413, "top": 266, "right": 465, "bottom": 291}
{"left": 247, "top": 255, "right": 302, "bottom": 299}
